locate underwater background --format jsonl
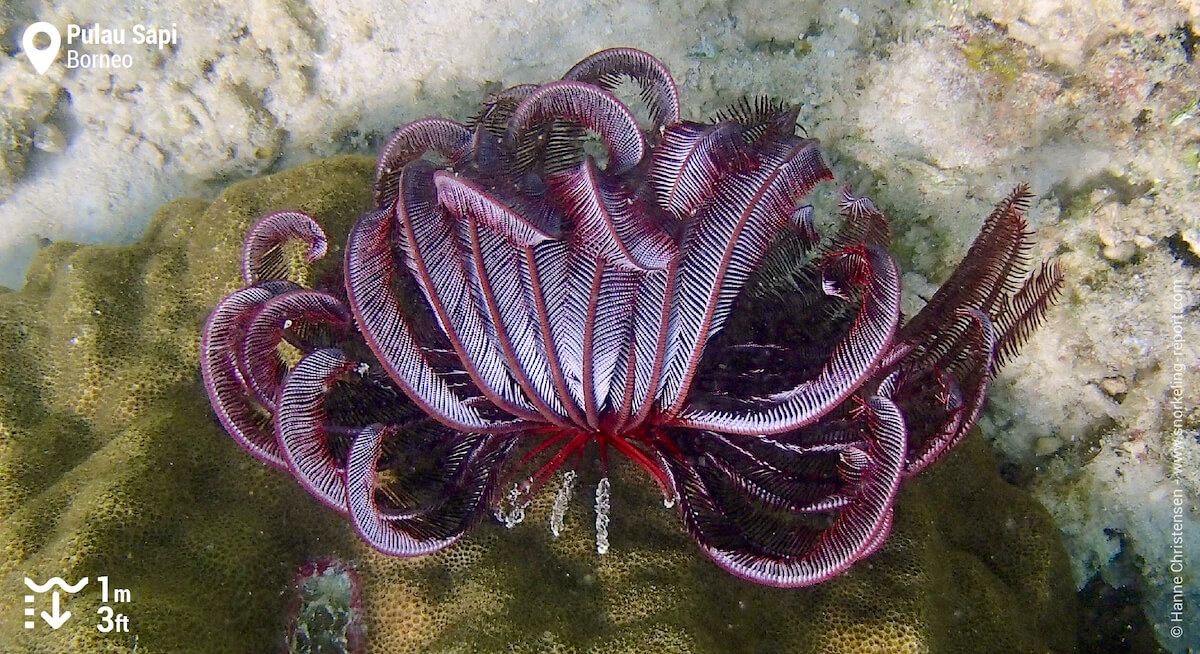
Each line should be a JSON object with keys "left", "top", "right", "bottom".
{"left": 1, "top": 0, "right": 1197, "bottom": 652}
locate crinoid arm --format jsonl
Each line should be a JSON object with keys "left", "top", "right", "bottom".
{"left": 374, "top": 118, "right": 473, "bottom": 209}
{"left": 241, "top": 210, "right": 329, "bottom": 285}
{"left": 674, "top": 245, "right": 901, "bottom": 435}
{"left": 345, "top": 423, "right": 517, "bottom": 556}
{"left": 884, "top": 185, "right": 1064, "bottom": 473}
{"left": 654, "top": 391, "right": 906, "bottom": 587}
{"left": 562, "top": 46, "right": 681, "bottom": 133}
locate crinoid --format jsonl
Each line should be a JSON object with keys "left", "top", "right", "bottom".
{"left": 201, "top": 48, "right": 1063, "bottom": 586}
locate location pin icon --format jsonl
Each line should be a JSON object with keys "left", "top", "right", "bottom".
{"left": 22, "top": 22, "right": 61, "bottom": 75}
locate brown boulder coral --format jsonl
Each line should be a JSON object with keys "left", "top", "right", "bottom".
{"left": 0, "top": 153, "right": 1075, "bottom": 652}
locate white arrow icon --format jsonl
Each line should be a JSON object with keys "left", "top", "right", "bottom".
{"left": 22, "top": 22, "right": 61, "bottom": 75}
{"left": 24, "top": 576, "right": 87, "bottom": 630}
{"left": 40, "top": 591, "right": 70, "bottom": 629}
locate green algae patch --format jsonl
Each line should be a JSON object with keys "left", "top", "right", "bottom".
{"left": 0, "top": 155, "right": 1075, "bottom": 653}
{"left": 962, "top": 33, "right": 1024, "bottom": 84}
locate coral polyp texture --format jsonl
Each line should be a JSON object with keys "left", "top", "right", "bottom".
{"left": 201, "top": 48, "right": 1064, "bottom": 587}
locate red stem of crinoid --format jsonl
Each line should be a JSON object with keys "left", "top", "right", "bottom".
{"left": 604, "top": 432, "right": 673, "bottom": 501}
{"left": 518, "top": 431, "right": 591, "bottom": 503}
{"left": 507, "top": 426, "right": 675, "bottom": 507}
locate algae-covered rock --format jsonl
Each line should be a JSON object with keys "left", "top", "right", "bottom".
{"left": 0, "top": 156, "right": 1075, "bottom": 653}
